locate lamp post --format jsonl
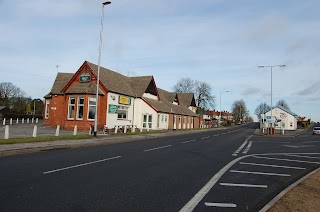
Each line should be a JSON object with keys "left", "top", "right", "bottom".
{"left": 219, "top": 90, "right": 229, "bottom": 125}
{"left": 258, "top": 64, "right": 286, "bottom": 134}
{"left": 33, "top": 99, "right": 41, "bottom": 118}
{"left": 94, "top": 1, "right": 111, "bottom": 137}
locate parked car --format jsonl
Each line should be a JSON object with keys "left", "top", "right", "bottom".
{"left": 313, "top": 127, "right": 320, "bottom": 135}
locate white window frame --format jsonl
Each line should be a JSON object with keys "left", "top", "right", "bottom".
{"left": 165, "top": 115, "right": 168, "bottom": 123}
{"left": 68, "top": 97, "right": 76, "bottom": 120}
{"left": 45, "top": 99, "right": 50, "bottom": 119}
{"left": 87, "top": 97, "right": 96, "bottom": 120}
{"left": 77, "top": 96, "right": 84, "bottom": 120}
{"left": 142, "top": 114, "right": 152, "bottom": 129}
{"left": 117, "top": 106, "right": 128, "bottom": 119}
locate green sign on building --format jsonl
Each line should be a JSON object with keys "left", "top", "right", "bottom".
{"left": 108, "top": 104, "right": 118, "bottom": 113}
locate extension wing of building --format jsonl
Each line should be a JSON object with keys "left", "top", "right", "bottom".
{"left": 43, "top": 61, "right": 200, "bottom": 132}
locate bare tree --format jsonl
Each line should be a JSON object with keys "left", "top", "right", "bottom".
{"left": 172, "top": 78, "right": 195, "bottom": 93}
{"left": 0, "top": 82, "right": 26, "bottom": 107}
{"left": 231, "top": 99, "right": 249, "bottom": 122}
{"left": 276, "top": 99, "right": 290, "bottom": 110}
{"left": 255, "top": 102, "right": 271, "bottom": 120}
{"left": 195, "top": 81, "right": 215, "bottom": 110}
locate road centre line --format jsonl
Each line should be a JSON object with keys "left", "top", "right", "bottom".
{"left": 284, "top": 154, "right": 320, "bottom": 160}
{"left": 43, "top": 156, "right": 122, "bottom": 174}
{"left": 302, "top": 141, "right": 320, "bottom": 143}
{"left": 204, "top": 202, "right": 237, "bottom": 208}
{"left": 213, "top": 134, "right": 219, "bottom": 136}
{"left": 252, "top": 156, "right": 320, "bottom": 165}
{"left": 221, "top": 132, "right": 226, "bottom": 135}
{"left": 242, "top": 140, "right": 253, "bottom": 154}
{"left": 220, "top": 182, "right": 268, "bottom": 188}
{"left": 239, "top": 162, "right": 306, "bottom": 170}
{"left": 201, "top": 136, "right": 210, "bottom": 140}
{"left": 283, "top": 145, "right": 315, "bottom": 148}
{"left": 232, "top": 135, "right": 253, "bottom": 156}
{"left": 230, "top": 170, "right": 290, "bottom": 177}
{"left": 144, "top": 145, "right": 172, "bottom": 152}
{"left": 181, "top": 139, "right": 196, "bottom": 144}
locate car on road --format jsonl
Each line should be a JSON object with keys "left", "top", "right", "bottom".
{"left": 313, "top": 127, "right": 320, "bottom": 135}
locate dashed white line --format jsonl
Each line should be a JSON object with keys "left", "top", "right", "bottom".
{"left": 181, "top": 139, "right": 196, "bottom": 144}
{"left": 242, "top": 140, "right": 253, "bottom": 154}
{"left": 230, "top": 170, "right": 290, "bottom": 177}
{"left": 283, "top": 145, "right": 315, "bottom": 148}
{"left": 284, "top": 154, "right": 320, "bottom": 160}
{"left": 302, "top": 141, "right": 320, "bottom": 143}
{"left": 239, "top": 162, "right": 306, "bottom": 170}
{"left": 43, "top": 156, "right": 122, "bottom": 174}
{"left": 144, "top": 145, "right": 172, "bottom": 152}
{"left": 213, "top": 134, "right": 220, "bottom": 137}
{"left": 201, "top": 136, "right": 210, "bottom": 140}
{"left": 220, "top": 183, "right": 268, "bottom": 188}
{"left": 221, "top": 133, "right": 226, "bottom": 135}
{"left": 252, "top": 156, "right": 320, "bottom": 165}
{"left": 204, "top": 203, "right": 237, "bottom": 208}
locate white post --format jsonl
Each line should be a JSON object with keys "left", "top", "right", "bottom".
{"left": 16, "top": 118, "right": 19, "bottom": 124}
{"left": 2, "top": 118, "right": 5, "bottom": 125}
{"left": 36, "top": 118, "right": 39, "bottom": 124}
{"left": 73, "top": 125, "right": 77, "bottom": 135}
{"left": 114, "top": 126, "right": 118, "bottom": 134}
{"left": 4, "top": 125, "right": 9, "bottom": 139}
{"left": 55, "top": 125, "right": 60, "bottom": 136}
{"left": 131, "top": 126, "right": 135, "bottom": 133}
{"left": 31, "top": 117, "right": 34, "bottom": 123}
{"left": 89, "top": 126, "right": 92, "bottom": 135}
{"left": 140, "top": 127, "right": 143, "bottom": 132}
{"left": 32, "top": 125, "right": 37, "bottom": 138}
{"left": 147, "top": 124, "right": 150, "bottom": 132}
{"left": 27, "top": 118, "right": 29, "bottom": 124}
{"left": 22, "top": 118, "right": 25, "bottom": 124}
{"left": 10, "top": 118, "right": 12, "bottom": 125}
{"left": 124, "top": 125, "right": 127, "bottom": 133}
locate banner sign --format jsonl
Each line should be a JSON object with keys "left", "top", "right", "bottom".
{"left": 119, "top": 95, "right": 131, "bottom": 105}
{"left": 80, "top": 73, "right": 91, "bottom": 82}
{"left": 108, "top": 104, "right": 118, "bottom": 113}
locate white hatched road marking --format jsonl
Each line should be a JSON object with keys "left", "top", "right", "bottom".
{"left": 43, "top": 156, "right": 122, "bottom": 174}
{"left": 242, "top": 140, "right": 253, "bottom": 154}
{"left": 220, "top": 183, "right": 268, "bottom": 188}
{"left": 284, "top": 154, "right": 320, "bottom": 160}
{"left": 181, "top": 139, "right": 196, "bottom": 144}
{"left": 204, "top": 203, "right": 237, "bottom": 208}
{"left": 239, "top": 162, "right": 306, "bottom": 170}
{"left": 252, "top": 156, "right": 320, "bottom": 165}
{"left": 232, "top": 135, "right": 253, "bottom": 156}
{"left": 230, "top": 170, "right": 290, "bottom": 177}
{"left": 144, "top": 145, "right": 172, "bottom": 152}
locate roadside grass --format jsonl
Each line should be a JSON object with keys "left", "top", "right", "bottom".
{"left": 0, "top": 135, "right": 93, "bottom": 145}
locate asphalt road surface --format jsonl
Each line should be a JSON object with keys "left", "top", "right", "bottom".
{"left": 0, "top": 123, "right": 319, "bottom": 211}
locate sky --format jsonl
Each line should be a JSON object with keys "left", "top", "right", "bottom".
{"left": 1, "top": 0, "right": 320, "bottom": 122}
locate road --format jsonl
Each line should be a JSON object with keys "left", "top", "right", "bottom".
{"left": 0, "top": 123, "right": 319, "bottom": 211}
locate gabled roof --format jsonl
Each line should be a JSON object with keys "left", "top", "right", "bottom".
{"left": 274, "top": 105, "right": 298, "bottom": 117}
{"left": 177, "top": 93, "right": 196, "bottom": 107}
{"left": 49, "top": 72, "right": 74, "bottom": 95}
{"left": 129, "top": 76, "right": 154, "bottom": 97}
{"left": 66, "top": 81, "right": 104, "bottom": 95}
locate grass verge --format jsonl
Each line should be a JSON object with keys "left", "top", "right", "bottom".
{"left": 0, "top": 135, "right": 93, "bottom": 145}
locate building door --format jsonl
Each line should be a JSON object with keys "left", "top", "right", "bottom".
{"left": 143, "top": 114, "right": 152, "bottom": 130}
{"left": 173, "top": 115, "right": 176, "bottom": 129}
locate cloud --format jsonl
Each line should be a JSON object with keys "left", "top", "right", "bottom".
{"left": 241, "top": 87, "right": 263, "bottom": 96}
{"left": 295, "top": 80, "right": 320, "bottom": 96}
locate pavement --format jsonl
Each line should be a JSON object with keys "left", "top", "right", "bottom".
{"left": 1, "top": 124, "right": 319, "bottom": 211}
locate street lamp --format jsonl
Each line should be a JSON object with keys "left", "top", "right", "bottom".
{"left": 33, "top": 99, "right": 41, "bottom": 118}
{"left": 219, "top": 90, "right": 229, "bottom": 125}
{"left": 94, "top": 1, "right": 111, "bottom": 137}
{"left": 258, "top": 64, "right": 286, "bottom": 134}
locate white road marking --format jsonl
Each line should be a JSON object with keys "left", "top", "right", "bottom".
{"left": 284, "top": 154, "right": 320, "bottom": 160}
{"left": 252, "top": 156, "right": 320, "bottom": 165}
{"left": 221, "top": 132, "right": 226, "bottom": 135}
{"left": 232, "top": 135, "right": 253, "bottom": 156}
{"left": 213, "top": 134, "right": 220, "bottom": 136}
{"left": 144, "top": 145, "right": 172, "bottom": 152}
{"left": 201, "top": 136, "right": 210, "bottom": 140}
{"left": 181, "top": 139, "right": 196, "bottom": 144}
{"left": 242, "top": 140, "right": 253, "bottom": 154}
{"left": 220, "top": 183, "right": 268, "bottom": 188}
{"left": 283, "top": 145, "right": 315, "bottom": 148}
{"left": 43, "top": 156, "right": 122, "bottom": 174}
{"left": 230, "top": 170, "right": 290, "bottom": 177}
{"left": 205, "top": 202, "right": 237, "bottom": 208}
{"left": 239, "top": 162, "right": 306, "bottom": 170}
{"left": 302, "top": 141, "right": 320, "bottom": 143}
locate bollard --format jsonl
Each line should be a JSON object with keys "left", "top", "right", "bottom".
{"left": 140, "top": 127, "right": 143, "bottom": 132}
{"left": 22, "top": 118, "right": 24, "bottom": 124}
{"left": 32, "top": 125, "right": 37, "bottom": 138}
{"left": 114, "top": 126, "right": 118, "bottom": 134}
{"left": 10, "top": 118, "right": 13, "bottom": 125}
{"left": 124, "top": 126, "right": 127, "bottom": 133}
{"left": 31, "top": 118, "right": 34, "bottom": 123}
{"left": 36, "top": 118, "right": 39, "bottom": 124}
{"left": 2, "top": 118, "right": 5, "bottom": 126}
{"left": 131, "top": 126, "right": 135, "bottom": 133}
{"left": 73, "top": 125, "right": 77, "bottom": 135}
{"left": 55, "top": 125, "right": 60, "bottom": 136}
{"left": 4, "top": 125, "right": 9, "bottom": 139}
{"left": 27, "top": 118, "right": 29, "bottom": 124}
{"left": 16, "top": 118, "right": 19, "bottom": 124}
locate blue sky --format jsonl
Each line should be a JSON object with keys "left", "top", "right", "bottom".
{"left": 1, "top": 0, "right": 320, "bottom": 121}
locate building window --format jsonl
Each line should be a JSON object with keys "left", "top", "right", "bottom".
{"left": 179, "top": 115, "right": 181, "bottom": 124}
{"left": 117, "top": 106, "right": 128, "bottom": 119}
{"left": 184, "top": 116, "right": 186, "bottom": 124}
{"left": 88, "top": 97, "right": 96, "bottom": 120}
{"left": 68, "top": 97, "right": 76, "bottom": 119}
{"left": 77, "top": 97, "right": 84, "bottom": 120}
{"left": 45, "top": 99, "right": 50, "bottom": 119}
{"left": 161, "top": 115, "right": 164, "bottom": 122}
{"left": 143, "top": 114, "right": 152, "bottom": 129}
{"left": 165, "top": 115, "right": 168, "bottom": 123}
